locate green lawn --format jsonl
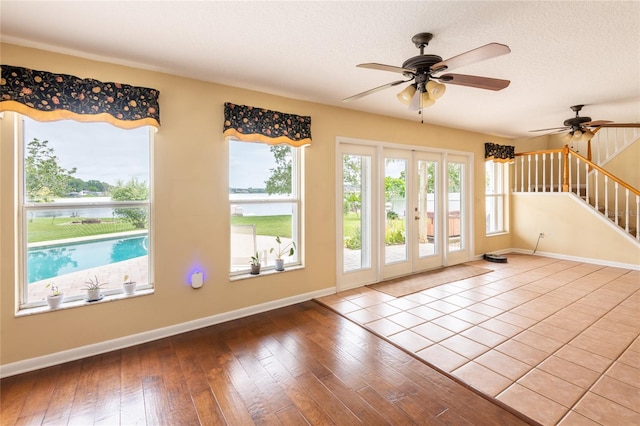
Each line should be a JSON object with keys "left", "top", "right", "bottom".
{"left": 231, "top": 215, "right": 291, "bottom": 238}
{"left": 343, "top": 212, "right": 361, "bottom": 238}
{"left": 28, "top": 215, "right": 293, "bottom": 244}
{"left": 27, "top": 217, "right": 140, "bottom": 243}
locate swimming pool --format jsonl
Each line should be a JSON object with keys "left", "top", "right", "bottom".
{"left": 27, "top": 235, "right": 148, "bottom": 283}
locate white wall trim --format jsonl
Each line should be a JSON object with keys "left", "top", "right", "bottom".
{"left": 0, "top": 287, "right": 336, "bottom": 379}
{"left": 503, "top": 248, "right": 640, "bottom": 271}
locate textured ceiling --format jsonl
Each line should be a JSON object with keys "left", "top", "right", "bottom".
{"left": 1, "top": 1, "right": 639, "bottom": 138}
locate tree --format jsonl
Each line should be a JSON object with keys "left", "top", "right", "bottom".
{"left": 25, "top": 138, "right": 76, "bottom": 202}
{"left": 110, "top": 178, "right": 149, "bottom": 229}
{"left": 385, "top": 171, "right": 406, "bottom": 201}
{"left": 265, "top": 145, "right": 292, "bottom": 195}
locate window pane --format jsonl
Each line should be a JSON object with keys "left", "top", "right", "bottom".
{"left": 343, "top": 154, "right": 371, "bottom": 272}
{"left": 385, "top": 158, "right": 407, "bottom": 264}
{"left": 230, "top": 203, "right": 296, "bottom": 271}
{"left": 448, "top": 162, "right": 463, "bottom": 252}
{"left": 229, "top": 140, "right": 299, "bottom": 274}
{"left": 24, "top": 117, "right": 149, "bottom": 202}
{"left": 21, "top": 118, "right": 151, "bottom": 307}
{"left": 485, "top": 161, "right": 505, "bottom": 234}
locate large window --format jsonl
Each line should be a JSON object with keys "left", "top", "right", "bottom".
{"left": 229, "top": 140, "right": 301, "bottom": 274}
{"left": 19, "top": 116, "right": 152, "bottom": 309}
{"left": 485, "top": 161, "right": 506, "bottom": 234}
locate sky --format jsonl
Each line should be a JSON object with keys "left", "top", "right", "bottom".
{"left": 23, "top": 117, "right": 150, "bottom": 186}
{"left": 228, "top": 140, "right": 278, "bottom": 189}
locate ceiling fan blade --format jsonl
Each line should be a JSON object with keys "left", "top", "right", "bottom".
{"left": 357, "top": 63, "right": 414, "bottom": 74}
{"left": 529, "top": 126, "right": 570, "bottom": 133}
{"left": 583, "top": 120, "right": 613, "bottom": 126}
{"left": 593, "top": 122, "right": 640, "bottom": 128}
{"left": 431, "top": 43, "right": 511, "bottom": 72}
{"left": 437, "top": 73, "right": 510, "bottom": 91}
{"left": 342, "top": 79, "right": 410, "bottom": 102}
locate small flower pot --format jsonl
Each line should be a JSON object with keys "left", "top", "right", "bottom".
{"left": 123, "top": 282, "right": 137, "bottom": 295}
{"left": 86, "top": 288, "right": 102, "bottom": 302}
{"left": 275, "top": 259, "right": 285, "bottom": 271}
{"left": 250, "top": 264, "right": 261, "bottom": 275}
{"left": 46, "top": 294, "right": 64, "bottom": 309}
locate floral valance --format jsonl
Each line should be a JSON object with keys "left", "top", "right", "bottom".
{"left": 0, "top": 65, "right": 160, "bottom": 129}
{"left": 223, "top": 102, "right": 311, "bottom": 147}
{"left": 485, "top": 142, "right": 515, "bottom": 162}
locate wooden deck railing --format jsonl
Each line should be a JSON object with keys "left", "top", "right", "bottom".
{"left": 514, "top": 145, "right": 639, "bottom": 241}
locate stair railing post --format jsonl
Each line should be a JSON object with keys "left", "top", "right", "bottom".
{"left": 562, "top": 145, "right": 569, "bottom": 192}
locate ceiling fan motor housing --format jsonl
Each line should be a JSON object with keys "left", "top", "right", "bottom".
{"left": 402, "top": 55, "right": 443, "bottom": 89}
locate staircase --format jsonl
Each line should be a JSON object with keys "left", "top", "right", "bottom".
{"left": 513, "top": 145, "right": 639, "bottom": 242}
{"left": 589, "top": 127, "right": 640, "bottom": 167}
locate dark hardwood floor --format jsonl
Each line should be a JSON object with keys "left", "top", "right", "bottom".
{"left": 1, "top": 301, "right": 534, "bottom": 425}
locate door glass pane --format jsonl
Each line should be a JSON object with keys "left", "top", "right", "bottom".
{"left": 343, "top": 154, "right": 371, "bottom": 272}
{"left": 448, "top": 162, "right": 463, "bottom": 252}
{"left": 417, "top": 160, "right": 437, "bottom": 258}
{"left": 385, "top": 158, "right": 407, "bottom": 264}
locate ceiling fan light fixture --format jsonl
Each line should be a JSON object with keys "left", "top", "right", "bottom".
{"left": 581, "top": 129, "right": 594, "bottom": 142}
{"left": 420, "top": 91, "right": 435, "bottom": 108}
{"left": 397, "top": 84, "right": 416, "bottom": 105}
{"left": 426, "top": 80, "right": 446, "bottom": 99}
{"left": 562, "top": 132, "right": 573, "bottom": 143}
{"left": 572, "top": 130, "right": 583, "bottom": 141}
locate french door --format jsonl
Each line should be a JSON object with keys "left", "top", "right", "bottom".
{"left": 337, "top": 142, "right": 471, "bottom": 290}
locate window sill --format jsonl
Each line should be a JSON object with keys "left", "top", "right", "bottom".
{"left": 230, "top": 265, "right": 304, "bottom": 282}
{"left": 15, "top": 288, "right": 154, "bottom": 318}
{"left": 486, "top": 231, "right": 509, "bottom": 237}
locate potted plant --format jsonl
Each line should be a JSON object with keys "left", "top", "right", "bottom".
{"left": 122, "top": 274, "right": 136, "bottom": 295}
{"left": 270, "top": 236, "right": 296, "bottom": 271}
{"left": 83, "top": 275, "right": 107, "bottom": 302}
{"left": 45, "top": 283, "right": 63, "bottom": 309}
{"left": 250, "top": 252, "right": 261, "bottom": 275}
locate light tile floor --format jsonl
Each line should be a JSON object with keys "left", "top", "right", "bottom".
{"left": 316, "top": 253, "right": 640, "bottom": 426}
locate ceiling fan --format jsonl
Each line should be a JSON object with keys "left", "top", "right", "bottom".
{"left": 529, "top": 104, "right": 640, "bottom": 143}
{"left": 342, "top": 32, "right": 511, "bottom": 112}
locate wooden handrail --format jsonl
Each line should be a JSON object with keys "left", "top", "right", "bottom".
{"left": 568, "top": 146, "right": 640, "bottom": 196}
{"left": 514, "top": 145, "right": 639, "bottom": 196}
{"left": 514, "top": 148, "right": 563, "bottom": 157}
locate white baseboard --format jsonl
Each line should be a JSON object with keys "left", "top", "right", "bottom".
{"left": 508, "top": 248, "right": 640, "bottom": 270}
{"left": 0, "top": 287, "right": 336, "bottom": 379}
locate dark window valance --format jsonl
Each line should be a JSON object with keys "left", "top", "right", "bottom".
{"left": 0, "top": 65, "right": 160, "bottom": 129}
{"left": 485, "top": 142, "right": 515, "bottom": 162}
{"left": 223, "top": 102, "right": 311, "bottom": 147}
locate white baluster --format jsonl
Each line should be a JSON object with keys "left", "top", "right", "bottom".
{"left": 520, "top": 156, "right": 524, "bottom": 192}
{"left": 557, "top": 152, "right": 562, "bottom": 192}
{"left": 542, "top": 154, "right": 546, "bottom": 192}
{"left": 550, "top": 152, "right": 554, "bottom": 192}
{"left": 636, "top": 195, "right": 639, "bottom": 241}
{"left": 535, "top": 154, "right": 538, "bottom": 192}
{"left": 527, "top": 155, "right": 531, "bottom": 192}
{"left": 625, "top": 189, "right": 629, "bottom": 233}
{"left": 585, "top": 162, "right": 589, "bottom": 205}
{"left": 614, "top": 182, "right": 619, "bottom": 225}
{"left": 604, "top": 176, "right": 609, "bottom": 219}
{"left": 575, "top": 155, "right": 580, "bottom": 196}
{"left": 513, "top": 156, "right": 517, "bottom": 192}
{"left": 595, "top": 170, "right": 599, "bottom": 212}
{"left": 568, "top": 153, "right": 572, "bottom": 194}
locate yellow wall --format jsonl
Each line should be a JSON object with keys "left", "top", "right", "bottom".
{"left": 1, "top": 43, "right": 517, "bottom": 366}
{"left": 512, "top": 193, "right": 640, "bottom": 265}
{"left": 605, "top": 137, "right": 640, "bottom": 189}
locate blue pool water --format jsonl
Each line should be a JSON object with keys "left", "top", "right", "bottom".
{"left": 28, "top": 235, "right": 148, "bottom": 283}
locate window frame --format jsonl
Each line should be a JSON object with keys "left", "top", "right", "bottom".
{"left": 16, "top": 114, "right": 154, "bottom": 310}
{"left": 485, "top": 160, "right": 506, "bottom": 235}
{"left": 228, "top": 139, "right": 302, "bottom": 276}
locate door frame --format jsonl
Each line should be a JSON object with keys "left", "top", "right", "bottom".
{"left": 336, "top": 137, "right": 474, "bottom": 291}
